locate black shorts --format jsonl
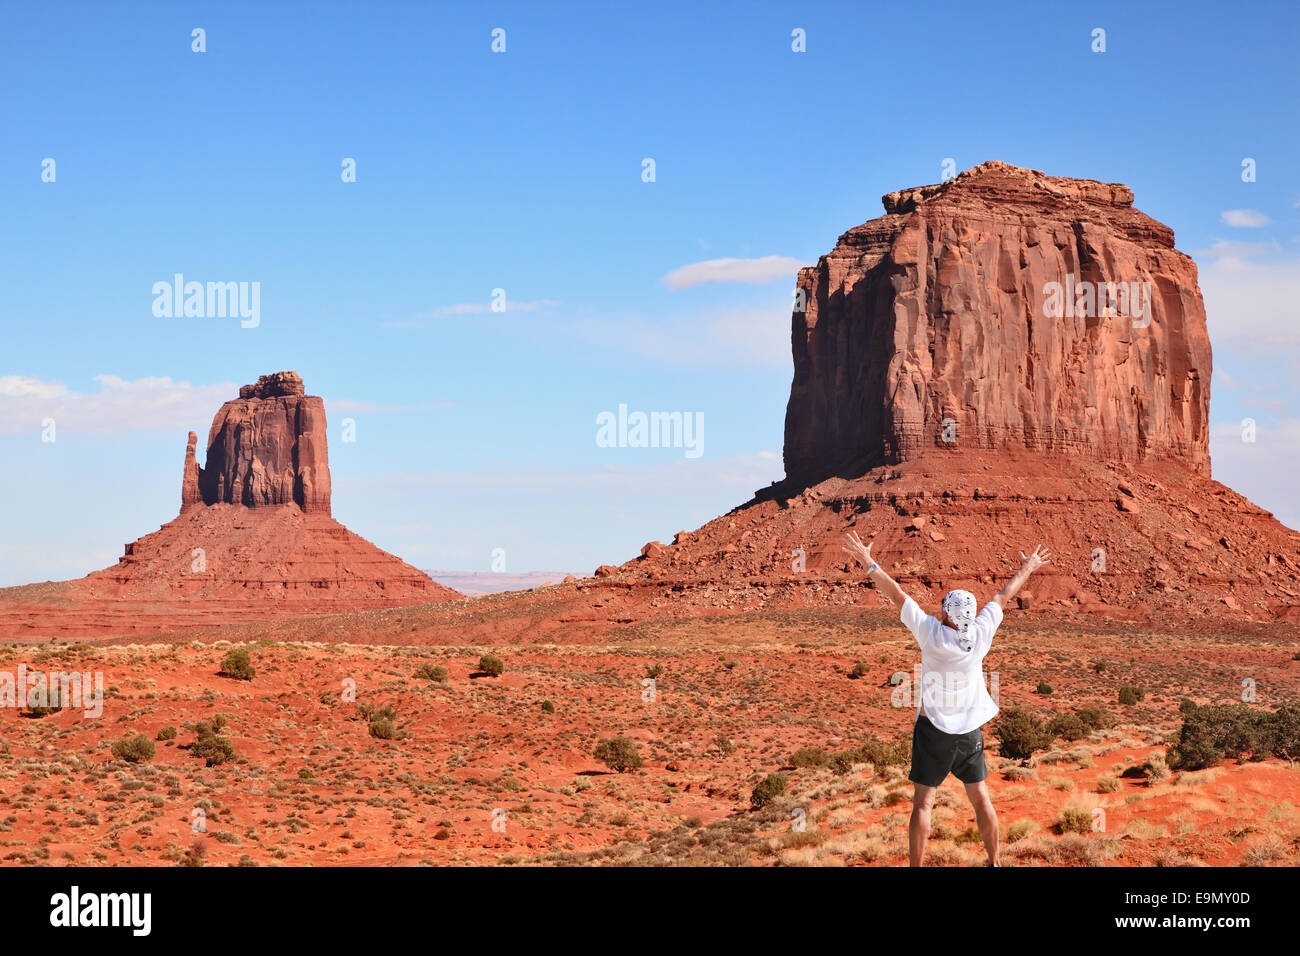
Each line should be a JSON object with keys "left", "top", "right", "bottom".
{"left": 908, "top": 714, "right": 988, "bottom": 787}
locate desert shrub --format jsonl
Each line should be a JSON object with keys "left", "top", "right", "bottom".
{"left": 219, "top": 648, "right": 255, "bottom": 681}
{"left": 1118, "top": 684, "right": 1144, "bottom": 706}
{"left": 219, "top": 650, "right": 254, "bottom": 681}
{"left": 540, "top": 700, "right": 556, "bottom": 714}
{"left": 414, "top": 663, "right": 448, "bottom": 682}
{"left": 593, "top": 736, "right": 643, "bottom": 773}
{"left": 1143, "top": 753, "right": 1170, "bottom": 784}
{"left": 644, "top": 663, "right": 663, "bottom": 679}
{"left": 24, "top": 681, "right": 67, "bottom": 717}
{"left": 1036, "top": 681, "right": 1054, "bottom": 696}
{"left": 478, "top": 654, "right": 504, "bottom": 677}
{"left": 843, "top": 736, "right": 911, "bottom": 771}
{"left": 1096, "top": 775, "right": 1121, "bottom": 793}
{"left": 1075, "top": 707, "right": 1114, "bottom": 732}
{"left": 993, "top": 709, "right": 1052, "bottom": 760}
{"left": 369, "top": 718, "right": 397, "bottom": 740}
{"left": 1168, "top": 703, "right": 1280, "bottom": 770}
{"left": 831, "top": 737, "right": 910, "bottom": 775}
{"left": 1093, "top": 660, "right": 1107, "bottom": 674}
{"left": 1048, "top": 714, "right": 1087, "bottom": 742}
{"left": 191, "top": 721, "right": 235, "bottom": 766}
{"left": 1271, "top": 703, "right": 1300, "bottom": 763}
{"left": 750, "top": 773, "right": 787, "bottom": 810}
{"left": 713, "top": 734, "right": 735, "bottom": 756}
{"left": 849, "top": 662, "right": 868, "bottom": 680}
{"left": 298, "top": 767, "right": 315, "bottom": 780}
{"left": 156, "top": 726, "right": 178, "bottom": 741}
{"left": 111, "top": 735, "right": 155, "bottom": 764}
{"left": 789, "top": 747, "right": 830, "bottom": 769}
{"left": 1059, "top": 806, "right": 1093, "bottom": 834}
{"left": 1179, "top": 697, "right": 1198, "bottom": 716}
{"left": 1005, "top": 820, "right": 1038, "bottom": 843}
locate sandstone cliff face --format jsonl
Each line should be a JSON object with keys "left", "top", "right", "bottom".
{"left": 190, "top": 371, "right": 332, "bottom": 515}
{"left": 783, "top": 160, "right": 1212, "bottom": 488}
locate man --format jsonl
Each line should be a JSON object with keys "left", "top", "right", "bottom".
{"left": 842, "top": 530, "right": 1051, "bottom": 867}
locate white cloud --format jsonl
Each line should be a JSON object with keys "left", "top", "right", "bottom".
{"left": 0, "top": 375, "right": 235, "bottom": 435}
{"left": 430, "top": 299, "right": 560, "bottom": 317}
{"left": 1219, "top": 209, "right": 1273, "bottom": 228}
{"left": 1210, "top": 419, "right": 1300, "bottom": 533}
{"left": 1200, "top": 250, "right": 1300, "bottom": 353}
{"left": 661, "top": 255, "right": 805, "bottom": 290}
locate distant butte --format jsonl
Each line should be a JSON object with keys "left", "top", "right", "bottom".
{"left": 0, "top": 372, "right": 459, "bottom": 639}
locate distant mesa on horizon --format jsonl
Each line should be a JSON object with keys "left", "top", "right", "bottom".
{"left": 426, "top": 570, "right": 588, "bottom": 597}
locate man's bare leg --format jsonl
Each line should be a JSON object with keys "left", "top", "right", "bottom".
{"left": 964, "top": 780, "right": 999, "bottom": 866}
{"left": 909, "top": 784, "right": 937, "bottom": 867}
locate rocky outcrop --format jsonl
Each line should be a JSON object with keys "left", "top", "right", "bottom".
{"left": 181, "top": 431, "right": 201, "bottom": 512}
{"left": 194, "top": 371, "right": 332, "bottom": 514}
{"left": 783, "top": 160, "right": 1212, "bottom": 489}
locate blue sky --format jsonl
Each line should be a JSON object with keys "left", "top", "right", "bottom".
{"left": 2, "top": 1, "right": 1298, "bottom": 586}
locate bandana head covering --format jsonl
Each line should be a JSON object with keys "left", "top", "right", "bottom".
{"left": 942, "top": 589, "right": 978, "bottom": 634}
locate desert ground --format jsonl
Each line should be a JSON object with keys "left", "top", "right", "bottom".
{"left": 3, "top": 601, "right": 1296, "bottom": 867}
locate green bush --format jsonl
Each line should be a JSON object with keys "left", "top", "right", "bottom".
{"left": 191, "top": 721, "right": 235, "bottom": 766}
{"left": 111, "top": 734, "right": 156, "bottom": 763}
{"left": 1048, "top": 714, "right": 1087, "bottom": 742}
{"left": 24, "top": 681, "right": 67, "bottom": 717}
{"left": 1075, "top": 708, "right": 1113, "bottom": 732}
{"left": 414, "top": 663, "right": 448, "bottom": 682}
{"left": 593, "top": 736, "right": 643, "bottom": 773}
{"left": 1167, "top": 702, "right": 1282, "bottom": 770}
{"left": 789, "top": 747, "right": 830, "bottom": 769}
{"left": 849, "top": 662, "right": 869, "bottom": 680}
{"left": 156, "top": 725, "right": 178, "bottom": 741}
{"left": 750, "top": 773, "right": 787, "bottom": 810}
{"left": 478, "top": 654, "right": 504, "bottom": 677}
{"left": 993, "top": 709, "right": 1052, "bottom": 760}
{"left": 830, "top": 736, "right": 912, "bottom": 774}
{"left": 1036, "top": 681, "right": 1054, "bottom": 696}
{"left": 1272, "top": 702, "right": 1300, "bottom": 763}
{"left": 1118, "top": 685, "right": 1144, "bottom": 706}
{"left": 298, "top": 767, "right": 316, "bottom": 780}
{"left": 369, "top": 718, "right": 397, "bottom": 740}
{"left": 644, "top": 663, "right": 664, "bottom": 679}
{"left": 540, "top": 700, "right": 556, "bottom": 714}
{"left": 219, "top": 648, "right": 255, "bottom": 681}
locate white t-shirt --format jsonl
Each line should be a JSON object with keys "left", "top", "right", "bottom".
{"left": 900, "top": 596, "right": 1003, "bottom": 735}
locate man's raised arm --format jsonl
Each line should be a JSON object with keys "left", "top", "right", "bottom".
{"left": 842, "top": 531, "right": 909, "bottom": 609}
{"left": 992, "top": 544, "right": 1052, "bottom": 608}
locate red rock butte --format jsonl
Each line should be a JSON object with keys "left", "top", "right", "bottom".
{"left": 184, "top": 370, "right": 332, "bottom": 515}
{"left": 576, "top": 162, "right": 1296, "bottom": 629}
{"left": 0, "top": 372, "right": 459, "bottom": 639}
{"left": 783, "top": 160, "right": 1210, "bottom": 487}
